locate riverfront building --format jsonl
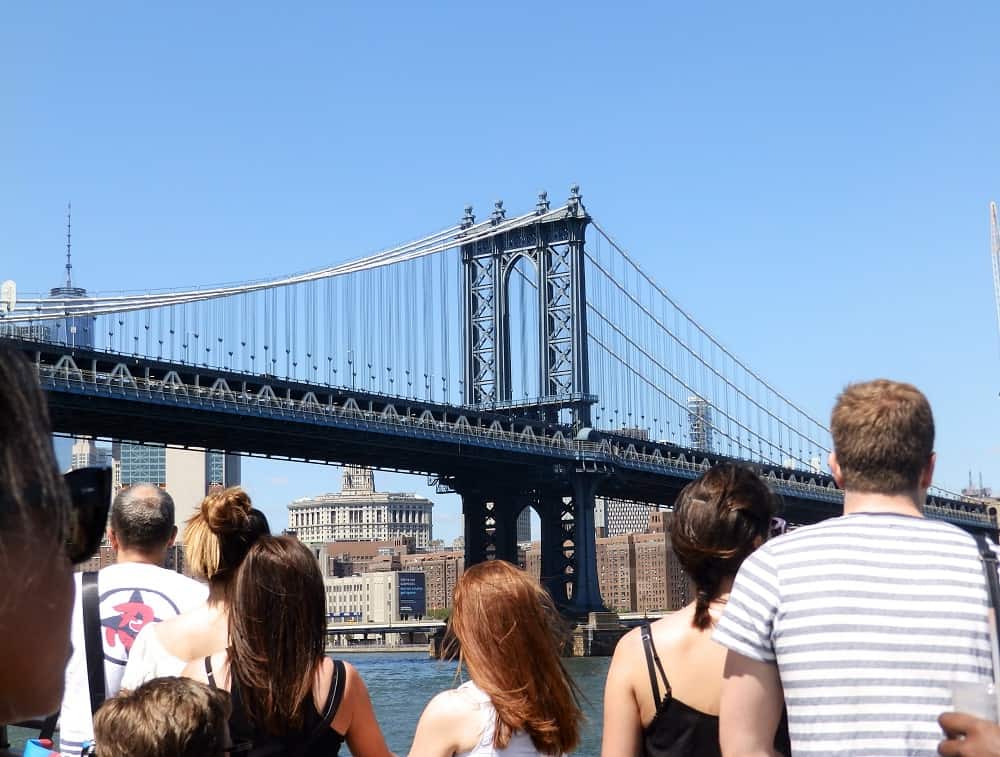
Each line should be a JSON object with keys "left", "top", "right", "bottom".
{"left": 596, "top": 497, "right": 654, "bottom": 538}
{"left": 594, "top": 511, "right": 692, "bottom": 614}
{"left": 288, "top": 466, "right": 434, "bottom": 548}
{"left": 324, "top": 571, "right": 427, "bottom": 623}
{"left": 401, "top": 551, "right": 464, "bottom": 611}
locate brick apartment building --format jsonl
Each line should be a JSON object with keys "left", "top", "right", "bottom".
{"left": 596, "top": 534, "right": 637, "bottom": 612}
{"left": 401, "top": 551, "right": 464, "bottom": 611}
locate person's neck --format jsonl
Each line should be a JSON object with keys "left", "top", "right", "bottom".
{"left": 842, "top": 489, "right": 924, "bottom": 518}
{"left": 714, "top": 576, "right": 734, "bottom": 600}
{"left": 114, "top": 546, "right": 167, "bottom": 566}
{"left": 207, "top": 577, "right": 233, "bottom": 606}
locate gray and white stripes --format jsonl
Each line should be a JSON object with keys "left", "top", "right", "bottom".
{"left": 715, "top": 514, "right": 994, "bottom": 756}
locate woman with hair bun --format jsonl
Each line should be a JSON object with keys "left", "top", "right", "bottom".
{"left": 122, "top": 486, "right": 270, "bottom": 687}
{"left": 410, "top": 559, "right": 582, "bottom": 756}
{"left": 601, "top": 463, "right": 789, "bottom": 757}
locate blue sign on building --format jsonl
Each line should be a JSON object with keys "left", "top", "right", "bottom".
{"left": 398, "top": 572, "right": 426, "bottom": 618}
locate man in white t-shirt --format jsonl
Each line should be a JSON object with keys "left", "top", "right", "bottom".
{"left": 59, "top": 484, "right": 207, "bottom": 756}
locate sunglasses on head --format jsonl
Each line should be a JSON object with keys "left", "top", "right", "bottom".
{"left": 64, "top": 466, "right": 113, "bottom": 565}
{"left": 768, "top": 516, "right": 788, "bottom": 539}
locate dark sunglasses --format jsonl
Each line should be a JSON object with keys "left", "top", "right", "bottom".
{"left": 64, "top": 466, "right": 113, "bottom": 565}
{"left": 768, "top": 516, "right": 788, "bottom": 539}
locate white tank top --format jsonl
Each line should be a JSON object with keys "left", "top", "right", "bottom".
{"left": 454, "top": 681, "right": 548, "bottom": 757}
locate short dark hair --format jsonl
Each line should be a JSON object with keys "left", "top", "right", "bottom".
{"left": 93, "top": 677, "right": 230, "bottom": 757}
{"left": 110, "top": 484, "right": 175, "bottom": 551}
{"left": 669, "top": 463, "right": 777, "bottom": 630}
{"left": 0, "top": 346, "right": 69, "bottom": 552}
{"left": 831, "top": 379, "right": 934, "bottom": 494}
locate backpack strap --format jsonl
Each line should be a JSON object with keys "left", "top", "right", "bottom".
{"left": 639, "top": 622, "right": 670, "bottom": 706}
{"left": 82, "top": 571, "right": 106, "bottom": 715}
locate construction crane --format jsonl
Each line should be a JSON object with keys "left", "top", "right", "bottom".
{"left": 992, "top": 201, "right": 1000, "bottom": 351}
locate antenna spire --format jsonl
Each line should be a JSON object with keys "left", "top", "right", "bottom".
{"left": 65, "top": 202, "right": 73, "bottom": 288}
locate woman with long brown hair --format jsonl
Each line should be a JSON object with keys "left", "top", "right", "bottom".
{"left": 601, "top": 463, "right": 789, "bottom": 756}
{"left": 123, "top": 487, "right": 270, "bottom": 687}
{"left": 410, "top": 559, "right": 581, "bottom": 757}
{"left": 184, "top": 535, "right": 391, "bottom": 756}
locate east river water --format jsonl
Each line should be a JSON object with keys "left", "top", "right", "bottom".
{"left": 8, "top": 652, "right": 611, "bottom": 755}
{"left": 344, "top": 652, "right": 612, "bottom": 756}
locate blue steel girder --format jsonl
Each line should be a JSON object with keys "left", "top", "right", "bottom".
{"left": 6, "top": 337, "right": 994, "bottom": 536}
{"left": 462, "top": 190, "right": 592, "bottom": 426}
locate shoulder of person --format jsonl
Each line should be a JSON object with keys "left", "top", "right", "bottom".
{"left": 422, "top": 686, "right": 482, "bottom": 724}
{"left": 183, "top": 649, "right": 228, "bottom": 685}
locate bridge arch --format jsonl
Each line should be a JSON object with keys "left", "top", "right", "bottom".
{"left": 501, "top": 253, "right": 542, "bottom": 402}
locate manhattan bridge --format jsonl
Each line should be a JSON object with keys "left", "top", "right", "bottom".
{"left": 1, "top": 187, "right": 993, "bottom": 616}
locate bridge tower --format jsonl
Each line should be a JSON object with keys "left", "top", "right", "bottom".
{"left": 461, "top": 186, "right": 593, "bottom": 426}
{"left": 458, "top": 187, "right": 605, "bottom": 616}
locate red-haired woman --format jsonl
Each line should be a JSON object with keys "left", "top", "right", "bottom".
{"left": 410, "top": 559, "right": 581, "bottom": 757}
{"left": 184, "top": 535, "right": 391, "bottom": 756}
{"left": 601, "top": 463, "right": 790, "bottom": 756}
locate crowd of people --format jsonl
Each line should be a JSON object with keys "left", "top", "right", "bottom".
{"left": 2, "top": 339, "right": 1000, "bottom": 756}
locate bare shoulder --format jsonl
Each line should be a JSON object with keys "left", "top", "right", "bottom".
{"left": 183, "top": 650, "right": 228, "bottom": 686}
{"left": 612, "top": 624, "right": 645, "bottom": 663}
{"left": 426, "top": 687, "right": 478, "bottom": 717}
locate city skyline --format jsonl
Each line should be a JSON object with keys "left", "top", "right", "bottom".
{"left": 4, "top": 3, "right": 999, "bottom": 542}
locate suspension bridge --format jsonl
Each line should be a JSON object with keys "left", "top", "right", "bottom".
{"left": 1, "top": 187, "right": 992, "bottom": 615}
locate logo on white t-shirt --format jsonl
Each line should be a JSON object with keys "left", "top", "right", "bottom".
{"left": 98, "top": 587, "right": 181, "bottom": 665}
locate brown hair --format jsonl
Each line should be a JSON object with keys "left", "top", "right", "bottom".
{"left": 670, "top": 463, "right": 776, "bottom": 629}
{"left": 228, "top": 535, "right": 326, "bottom": 736}
{"left": 0, "top": 347, "right": 69, "bottom": 554}
{"left": 185, "top": 487, "right": 270, "bottom": 594}
{"left": 831, "top": 379, "right": 934, "bottom": 494}
{"left": 93, "top": 677, "right": 230, "bottom": 757}
{"left": 447, "top": 560, "right": 581, "bottom": 755}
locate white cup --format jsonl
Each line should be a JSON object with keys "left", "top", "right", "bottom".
{"left": 950, "top": 680, "right": 999, "bottom": 722}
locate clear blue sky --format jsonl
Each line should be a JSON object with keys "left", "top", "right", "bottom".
{"left": 4, "top": 2, "right": 998, "bottom": 540}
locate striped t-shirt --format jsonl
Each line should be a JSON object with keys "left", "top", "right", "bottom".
{"left": 714, "top": 513, "right": 994, "bottom": 756}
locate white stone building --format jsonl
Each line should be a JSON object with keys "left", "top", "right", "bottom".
{"left": 288, "top": 466, "right": 433, "bottom": 548}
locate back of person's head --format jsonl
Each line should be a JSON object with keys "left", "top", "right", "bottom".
{"left": 110, "top": 484, "right": 176, "bottom": 552}
{"left": 670, "top": 463, "right": 777, "bottom": 630}
{"left": 448, "top": 559, "right": 581, "bottom": 755}
{"left": 185, "top": 487, "right": 270, "bottom": 589}
{"left": 0, "top": 346, "right": 74, "bottom": 723}
{"left": 229, "top": 535, "right": 325, "bottom": 736}
{"left": 92, "top": 676, "right": 230, "bottom": 757}
{"left": 0, "top": 347, "right": 70, "bottom": 554}
{"left": 831, "top": 379, "right": 934, "bottom": 495}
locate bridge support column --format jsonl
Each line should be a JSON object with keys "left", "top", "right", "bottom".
{"left": 462, "top": 494, "right": 493, "bottom": 566}
{"left": 538, "top": 494, "right": 571, "bottom": 608}
{"left": 567, "top": 474, "right": 605, "bottom": 617}
{"left": 462, "top": 492, "right": 523, "bottom": 567}
{"left": 492, "top": 496, "right": 520, "bottom": 565}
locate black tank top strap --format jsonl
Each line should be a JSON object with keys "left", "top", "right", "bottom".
{"left": 204, "top": 656, "right": 217, "bottom": 689}
{"left": 320, "top": 659, "right": 346, "bottom": 726}
{"left": 640, "top": 621, "right": 671, "bottom": 705}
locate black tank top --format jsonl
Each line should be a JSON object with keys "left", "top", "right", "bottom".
{"left": 638, "top": 622, "right": 791, "bottom": 757}
{"left": 205, "top": 656, "right": 347, "bottom": 756}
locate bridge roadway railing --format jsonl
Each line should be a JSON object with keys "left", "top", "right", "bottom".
{"left": 31, "top": 353, "right": 996, "bottom": 530}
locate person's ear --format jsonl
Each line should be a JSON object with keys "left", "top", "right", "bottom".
{"left": 828, "top": 452, "right": 844, "bottom": 488}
